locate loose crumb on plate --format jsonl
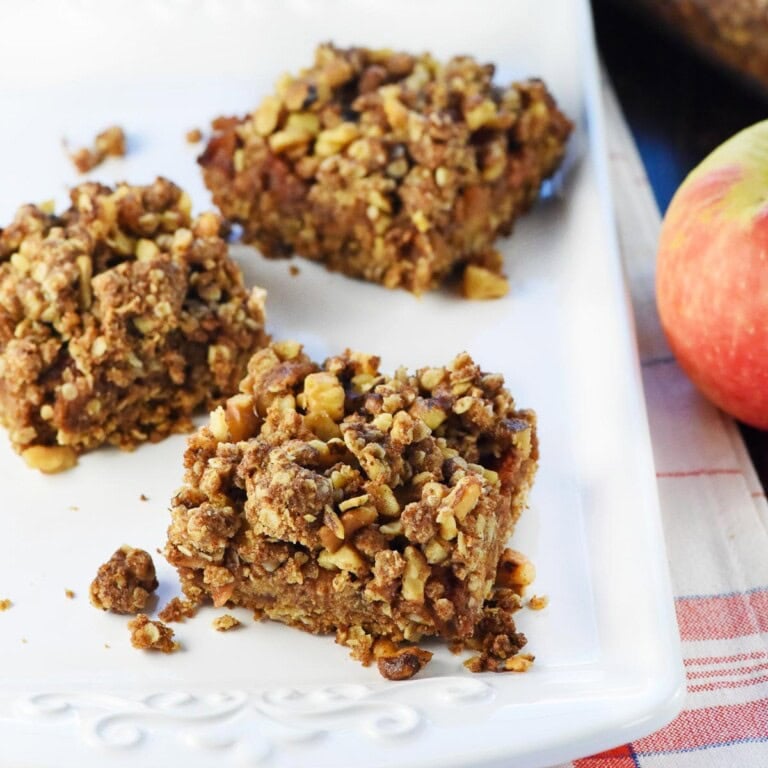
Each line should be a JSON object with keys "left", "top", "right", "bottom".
{"left": 0, "top": 598, "right": 12, "bottom": 611}
{"left": 528, "top": 594, "right": 549, "bottom": 610}
{"left": 89, "top": 546, "right": 158, "bottom": 614}
{"left": 186, "top": 127, "right": 203, "bottom": 144}
{"left": 128, "top": 614, "right": 179, "bottom": 653}
{"left": 64, "top": 589, "right": 75, "bottom": 599}
{"left": 212, "top": 614, "right": 241, "bottom": 632}
{"left": 289, "top": 264, "right": 300, "bottom": 276}
{"left": 158, "top": 596, "right": 199, "bottom": 623}
{"left": 139, "top": 494, "right": 149, "bottom": 502}
{"left": 68, "top": 125, "right": 126, "bottom": 173}
{"left": 375, "top": 645, "right": 433, "bottom": 681}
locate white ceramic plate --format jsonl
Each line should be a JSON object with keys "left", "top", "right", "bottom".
{"left": 0, "top": 2, "right": 684, "bottom": 766}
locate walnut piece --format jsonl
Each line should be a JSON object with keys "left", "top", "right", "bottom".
{"left": 128, "top": 614, "right": 179, "bottom": 653}
{"left": 376, "top": 646, "right": 433, "bottom": 680}
{"left": 89, "top": 546, "right": 158, "bottom": 614}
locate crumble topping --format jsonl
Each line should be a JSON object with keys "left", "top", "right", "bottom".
{"left": 158, "top": 596, "right": 199, "bottom": 623}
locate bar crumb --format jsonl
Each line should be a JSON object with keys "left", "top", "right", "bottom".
{"left": 212, "top": 614, "right": 241, "bottom": 632}
{"left": 65, "top": 589, "right": 75, "bottom": 599}
{"left": 159, "top": 596, "right": 199, "bottom": 623}
{"left": 186, "top": 127, "right": 203, "bottom": 144}
{"left": 0, "top": 598, "right": 12, "bottom": 611}
{"left": 128, "top": 614, "right": 179, "bottom": 653}
{"left": 68, "top": 125, "right": 126, "bottom": 173}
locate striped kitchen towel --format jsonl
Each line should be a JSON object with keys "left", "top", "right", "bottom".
{"left": 557, "top": 75, "right": 768, "bottom": 767}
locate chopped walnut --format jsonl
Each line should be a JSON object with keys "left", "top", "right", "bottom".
{"left": 165, "top": 341, "right": 539, "bottom": 677}
{"left": 158, "top": 596, "right": 199, "bottom": 623}
{"left": 68, "top": 125, "right": 126, "bottom": 173}
{"left": 0, "top": 178, "right": 267, "bottom": 467}
{"left": 376, "top": 646, "right": 433, "bottom": 680}
{"left": 200, "top": 45, "right": 571, "bottom": 295}
{"left": 462, "top": 264, "right": 510, "bottom": 300}
{"left": 128, "top": 614, "right": 179, "bottom": 653}
{"left": 212, "top": 614, "right": 242, "bottom": 631}
{"left": 89, "top": 546, "right": 158, "bottom": 614}
{"left": 496, "top": 548, "right": 536, "bottom": 593}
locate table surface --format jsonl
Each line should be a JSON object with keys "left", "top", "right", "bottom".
{"left": 593, "top": 0, "right": 768, "bottom": 490}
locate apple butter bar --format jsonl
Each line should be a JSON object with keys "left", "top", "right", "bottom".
{"left": 165, "top": 342, "right": 538, "bottom": 675}
{"left": 199, "top": 44, "right": 572, "bottom": 296}
{"left": 0, "top": 178, "right": 267, "bottom": 472}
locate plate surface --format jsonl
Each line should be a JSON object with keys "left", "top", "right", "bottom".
{"left": 0, "top": 2, "right": 684, "bottom": 766}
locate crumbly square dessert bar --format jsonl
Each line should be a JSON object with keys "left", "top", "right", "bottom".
{"left": 199, "top": 44, "right": 572, "bottom": 296}
{"left": 165, "top": 341, "right": 537, "bottom": 674}
{"left": 0, "top": 178, "right": 267, "bottom": 471}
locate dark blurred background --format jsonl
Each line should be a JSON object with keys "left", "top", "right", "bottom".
{"left": 592, "top": 0, "right": 768, "bottom": 486}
